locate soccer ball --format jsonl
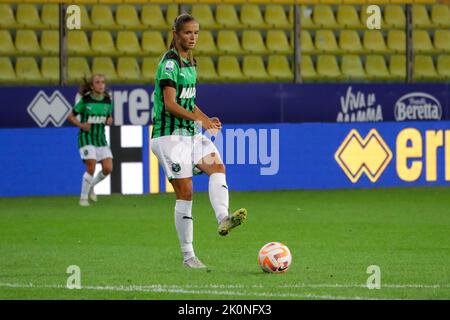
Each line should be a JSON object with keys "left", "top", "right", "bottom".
{"left": 258, "top": 242, "right": 292, "bottom": 273}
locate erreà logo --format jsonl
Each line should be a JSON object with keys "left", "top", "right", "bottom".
{"left": 335, "top": 129, "right": 393, "bottom": 183}
{"left": 27, "top": 90, "right": 72, "bottom": 127}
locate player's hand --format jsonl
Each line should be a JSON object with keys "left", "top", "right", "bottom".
{"left": 210, "top": 117, "right": 222, "bottom": 129}
{"left": 201, "top": 118, "right": 221, "bottom": 136}
{"left": 80, "top": 123, "right": 91, "bottom": 132}
{"left": 106, "top": 116, "right": 113, "bottom": 126}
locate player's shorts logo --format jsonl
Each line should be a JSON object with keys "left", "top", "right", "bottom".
{"left": 84, "top": 149, "right": 89, "bottom": 156}
{"left": 335, "top": 129, "right": 392, "bottom": 183}
{"left": 172, "top": 163, "right": 181, "bottom": 173}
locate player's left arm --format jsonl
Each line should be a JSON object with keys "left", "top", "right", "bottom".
{"left": 194, "top": 105, "right": 221, "bottom": 129}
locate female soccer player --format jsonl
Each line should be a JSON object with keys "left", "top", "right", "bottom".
{"left": 151, "top": 13, "right": 247, "bottom": 268}
{"left": 67, "top": 74, "right": 113, "bottom": 207}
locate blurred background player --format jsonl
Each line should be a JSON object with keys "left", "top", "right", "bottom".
{"left": 151, "top": 13, "right": 247, "bottom": 269}
{"left": 67, "top": 74, "right": 114, "bottom": 206}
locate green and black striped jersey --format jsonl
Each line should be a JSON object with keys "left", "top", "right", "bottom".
{"left": 73, "top": 93, "right": 113, "bottom": 148}
{"left": 152, "top": 49, "right": 199, "bottom": 138}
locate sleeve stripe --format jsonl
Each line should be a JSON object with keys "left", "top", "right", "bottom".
{"left": 159, "top": 79, "right": 177, "bottom": 89}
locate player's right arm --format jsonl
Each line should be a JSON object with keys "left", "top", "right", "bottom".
{"left": 67, "top": 99, "right": 90, "bottom": 132}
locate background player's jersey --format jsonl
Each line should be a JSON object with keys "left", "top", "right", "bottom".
{"left": 73, "top": 94, "right": 112, "bottom": 148}
{"left": 152, "top": 49, "right": 199, "bottom": 138}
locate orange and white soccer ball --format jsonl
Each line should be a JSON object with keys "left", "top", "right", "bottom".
{"left": 258, "top": 242, "right": 292, "bottom": 273}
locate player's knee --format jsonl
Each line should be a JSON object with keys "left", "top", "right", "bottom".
{"left": 86, "top": 165, "right": 96, "bottom": 176}
{"left": 102, "top": 165, "right": 113, "bottom": 175}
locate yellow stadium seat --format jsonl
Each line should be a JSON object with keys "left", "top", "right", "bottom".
{"left": 389, "top": 55, "right": 406, "bottom": 81}
{"left": 217, "top": 56, "right": 246, "bottom": 82}
{"left": 216, "top": 5, "right": 245, "bottom": 28}
{"left": 141, "top": 5, "right": 168, "bottom": 29}
{"left": 300, "top": 55, "right": 317, "bottom": 82}
{"left": 79, "top": 5, "right": 94, "bottom": 29}
{"left": 0, "top": 4, "right": 19, "bottom": 29}
{"left": 165, "top": 5, "right": 179, "bottom": 27}
{"left": 434, "top": 30, "right": 450, "bottom": 53}
{"left": 142, "top": 57, "right": 159, "bottom": 83}
{"left": 316, "top": 55, "right": 342, "bottom": 80}
{"left": 339, "top": 30, "right": 364, "bottom": 54}
{"left": 365, "top": 55, "right": 390, "bottom": 81}
{"left": 166, "top": 31, "right": 173, "bottom": 49}
{"left": 242, "top": 31, "right": 267, "bottom": 55}
{"left": 266, "top": 30, "right": 291, "bottom": 55}
{"left": 313, "top": 5, "right": 338, "bottom": 29}
{"left": 299, "top": 5, "right": 315, "bottom": 29}
{"left": 91, "top": 5, "right": 119, "bottom": 29}
{"left": 116, "top": 31, "right": 142, "bottom": 55}
{"left": 117, "top": 57, "right": 141, "bottom": 82}
{"left": 301, "top": 30, "right": 316, "bottom": 55}
{"left": 68, "top": 57, "right": 91, "bottom": 83}
{"left": 142, "top": 31, "right": 167, "bottom": 56}
{"left": 437, "top": 55, "right": 450, "bottom": 79}
{"left": 41, "top": 57, "right": 59, "bottom": 83}
{"left": 41, "top": 4, "right": 59, "bottom": 29}
{"left": 341, "top": 55, "right": 366, "bottom": 81}
{"left": 191, "top": 4, "right": 220, "bottom": 29}
{"left": 41, "top": 30, "right": 59, "bottom": 55}
{"left": 217, "top": 31, "right": 243, "bottom": 55}
{"left": 67, "top": 31, "right": 92, "bottom": 56}
{"left": 413, "top": 30, "right": 435, "bottom": 54}
{"left": 431, "top": 4, "right": 450, "bottom": 28}
{"left": 116, "top": 5, "right": 144, "bottom": 29}
{"left": 16, "top": 4, "right": 45, "bottom": 29}
{"left": 15, "top": 30, "right": 42, "bottom": 55}
{"left": 242, "top": 56, "right": 271, "bottom": 82}
{"left": 387, "top": 30, "right": 405, "bottom": 53}
{"left": 267, "top": 55, "right": 293, "bottom": 82}
{"left": 384, "top": 5, "right": 405, "bottom": 29}
{"left": 264, "top": 5, "right": 290, "bottom": 29}
{"left": 315, "top": 30, "right": 340, "bottom": 54}
{"left": 195, "top": 56, "right": 219, "bottom": 82}
{"left": 16, "top": 57, "right": 42, "bottom": 83}
{"left": 414, "top": 55, "right": 438, "bottom": 81}
{"left": 0, "top": 30, "right": 16, "bottom": 56}
{"left": 0, "top": 58, "right": 17, "bottom": 84}
{"left": 92, "top": 57, "right": 118, "bottom": 82}
{"left": 194, "top": 30, "right": 218, "bottom": 56}
{"left": 363, "top": 30, "right": 388, "bottom": 54}
{"left": 240, "top": 4, "right": 268, "bottom": 29}
{"left": 412, "top": 5, "right": 433, "bottom": 29}
{"left": 91, "top": 31, "right": 117, "bottom": 56}
{"left": 337, "top": 5, "right": 362, "bottom": 29}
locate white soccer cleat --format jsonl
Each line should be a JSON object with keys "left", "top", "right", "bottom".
{"left": 218, "top": 208, "right": 247, "bottom": 236}
{"left": 183, "top": 256, "right": 207, "bottom": 269}
{"left": 79, "top": 199, "right": 90, "bottom": 207}
{"left": 88, "top": 188, "right": 97, "bottom": 202}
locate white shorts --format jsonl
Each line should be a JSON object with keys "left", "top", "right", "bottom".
{"left": 151, "top": 134, "right": 221, "bottom": 180}
{"left": 79, "top": 145, "right": 113, "bottom": 161}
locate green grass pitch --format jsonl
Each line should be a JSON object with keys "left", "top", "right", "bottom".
{"left": 0, "top": 187, "right": 449, "bottom": 300}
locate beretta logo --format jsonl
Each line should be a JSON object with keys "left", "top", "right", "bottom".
{"left": 394, "top": 92, "right": 442, "bottom": 121}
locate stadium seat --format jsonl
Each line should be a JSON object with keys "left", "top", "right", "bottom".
{"left": 341, "top": 55, "right": 366, "bottom": 81}
{"left": 67, "top": 31, "right": 92, "bottom": 56}
{"left": 0, "top": 30, "right": 16, "bottom": 56}
{"left": 191, "top": 4, "right": 220, "bottom": 29}
{"left": 41, "top": 57, "right": 59, "bottom": 83}
{"left": 217, "top": 31, "right": 243, "bottom": 55}
{"left": 389, "top": 55, "right": 406, "bottom": 81}
{"left": 384, "top": 5, "right": 405, "bottom": 29}
{"left": 117, "top": 57, "right": 141, "bottom": 82}
{"left": 387, "top": 30, "right": 406, "bottom": 53}
{"left": 242, "top": 56, "right": 271, "bottom": 82}
{"left": 166, "top": 31, "right": 173, "bottom": 49}
{"left": 316, "top": 55, "right": 342, "bottom": 80}
{"left": 16, "top": 4, "right": 45, "bottom": 29}
{"left": 0, "top": 4, "right": 19, "bottom": 29}
{"left": 0, "top": 57, "right": 17, "bottom": 84}
{"left": 41, "top": 31, "right": 59, "bottom": 55}
{"left": 365, "top": 55, "right": 390, "bottom": 81}
{"left": 360, "top": 5, "right": 385, "bottom": 30}
{"left": 240, "top": 4, "right": 268, "bottom": 29}
{"left": 79, "top": 5, "right": 93, "bottom": 29}
{"left": 195, "top": 56, "right": 219, "bottom": 82}
{"left": 116, "top": 5, "right": 144, "bottom": 29}
{"left": 15, "top": 30, "right": 42, "bottom": 55}
{"left": 116, "top": 31, "right": 142, "bottom": 55}
{"left": 194, "top": 30, "right": 218, "bottom": 56}
{"left": 300, "top": 30, "right": 316, "bottom": 55}
{"left": 216, "top": 5, "right": 245, "bottom": 28}
{"left": 141, "top": 5, "right": 168, "bottom": 29}
{"left": 315, "top": 30, "right": 340, "bottom": 54}
{"left": 242, "top": 31, "right": 267, "bottom": 55}
{"left": 414, "top": 55, "right": 438, "bottom": 81}
{"left": 141, "top": 57, "right": 159, "bottom": 83}
{"left": 165, "top": 5, "right": 179, "bottom": 27}
{"left": 142, "top": 31, "right": 167, "bottom": 56}
{"left": 337, "top": 5, "right": 362, "bottom": 29}
{"left": 41, "top": 4, "right": 59, "bottom": 29}
{"left": 267, "top": 55, "right": 293, "bottom": 81}
{"left": 15, "top": 57, "right": 42, "bottom": 83}
{"left": 433, "top": 30, "right": 450, "bottom": 53}
{"left": 68, "top": 57, "right": 91, "bottom": 83}
{"left": 264, "top": 5, "right": 290, "bottom": 29}
{"left": 266, "top": 30, "right": 291, "bottom": 55}
{"left": 91, "top": 5, "right": 119, "bottom": 29}
{"left": 299, "top": 5, "right": 315, "bottom": 29}
{"left": 431, "top": 4, "right": 450, "bottom": 28}
{"left": 92, "top": 57, "right": 119, "bottom": 82}
{"left": 313, "top": 5, "right": 338, "bottom": 29}
{"left": 436, "top": 55, "right": 450, "bottom": 79}
{"left": 91, "top": 31, "right": 117, "bottom": 56}
{"left": 300, "top": 55, "right": 317, "bottom": 82}
{"left": 363, "top": 31, "right": 388, "bottom": 54}
{"left": 217, "top": 56, "right": 246, "bottom": 82}
{"left": 413, "top": 30, "right": 435, "bottom": 54}
{"left": 412, "top": 5, "right": 433, "bottom": 29}
{"left": 339, "top": 30, "right": 364, "bottom": 54}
